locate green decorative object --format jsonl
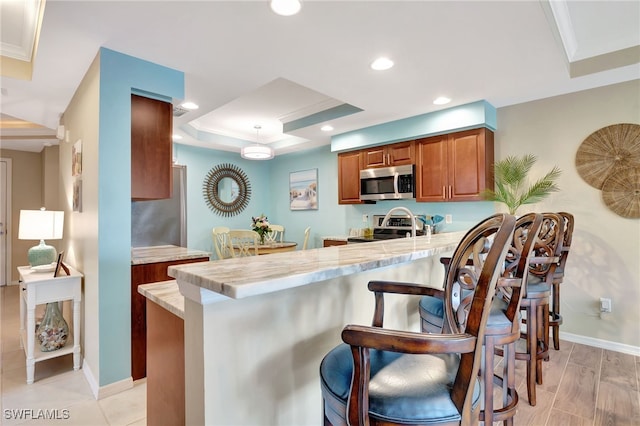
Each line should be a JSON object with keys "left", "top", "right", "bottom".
{"left": 482, "top": 154, "right": 561, "bottom": 215}
{"left": 28, "top": 240, "right": 57, "bottom": 266}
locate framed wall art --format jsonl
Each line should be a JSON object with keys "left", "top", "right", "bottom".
{"left": 289, "top": 168, "right": 318, "bottom": 210}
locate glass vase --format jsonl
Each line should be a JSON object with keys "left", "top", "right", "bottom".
{"left": 36, "top": 302, "right": 69, "bottom": 352}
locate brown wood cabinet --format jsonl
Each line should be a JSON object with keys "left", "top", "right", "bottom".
{"left": 131, "top": 257, "right": 209, "bottom": 380}
{"left": 146, "top": 299, "right": 185, "bottom": 426}
{"left": 323, "top": 239, "right": 348, "bottom": 247}
{"left": 415, "top": 128, "right": 494, "bottom": 202}
{"left": 131, "top": 94, "right": 173, "bottom": 200}
{"left": 361, "top": 141, "right": 415, "bottom": 169}
{"left": 338, "top": 151, "right": 363, "bottom": 204}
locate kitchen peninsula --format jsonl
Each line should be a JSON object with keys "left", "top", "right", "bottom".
{"left": 166, "top": 232, "right": 464, "bottom": 425}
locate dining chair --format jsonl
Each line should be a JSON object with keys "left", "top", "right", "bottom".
{"left": 302, "top": 226, "right": 310, "bottom": 250}
{"left": 548, "top": 212, "right": 574, "bottom": 351}
{"left": 265, "top": 224, "right": 285, "bottom": 243}
{"left": 211, "top": 226, "right": 232, "bottom": 260}
{"left": 417, "top": 213, "right": 542, "bottom": 425}
{"left": 319, "top": 213, "right": 516, "bottom": 426}
{"left": 227, "top": 229, "right": 259, "bottom": 257}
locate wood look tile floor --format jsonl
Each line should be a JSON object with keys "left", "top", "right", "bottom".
{"left": 2, "top": 284, "right": 639, "bottom": 425}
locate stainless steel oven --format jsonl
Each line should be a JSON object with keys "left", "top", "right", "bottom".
{"left": 347, "top": 214, "right": 424, "bottom": 243}
{"left": 359, "top": 165, "right": 415, "bottom": 201}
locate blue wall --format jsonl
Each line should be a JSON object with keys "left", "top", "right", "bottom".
{"left": 99, "top": 48, "right": 183, "bottom": 385}
{"left": 175, "top": 143, "right": 495, "bottom": 254}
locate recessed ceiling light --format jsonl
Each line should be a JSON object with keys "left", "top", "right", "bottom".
{"left": 433, "top": 97, "right": 451, "bottom": 105}
{"left": 270, "top": 0, "right": 302, "bottom": 16}
{"left": 370, "top": 57, "right": 394, "bottom": 71}
{"left": 180, "top": 101, "right": 199, "bottom": 110}
{"left": 172, "top": 134, "right": 183, "bottom": 141}
{"left": 321, "top": 125, "right": 334, "bottom": 132}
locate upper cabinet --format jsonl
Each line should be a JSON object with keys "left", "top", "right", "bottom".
{"left": 361, "top": 141, "right": 415, "bottom": 169}
{"left": 415, "top": 128, "right": 494, "bottom": 202}
{"left": 131, "top": 94, "right": 173, "bottom": 200}
{"left": 338, "top": 150, "right": 363, "bottom": 204}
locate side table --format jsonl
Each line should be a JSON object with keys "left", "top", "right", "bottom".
{"left": 17, "top": 265, "right": 83, "bottom": 384}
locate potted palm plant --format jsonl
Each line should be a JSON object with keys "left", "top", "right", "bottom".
{"left": 483, "top": 154, "right": 562, "bottom": 215}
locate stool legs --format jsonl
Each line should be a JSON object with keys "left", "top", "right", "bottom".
{"left": 481, "top": 334, "right": 518, "bottom": 425}
{"left": 549, "top": 281, "right": 563, "bottom": 351}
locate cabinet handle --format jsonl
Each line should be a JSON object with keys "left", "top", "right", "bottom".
{"left": 448, "top": 185, "right": 452, "bottom": 199}
{"left": 442, "top": 186, "right": 446, "bottom": 199}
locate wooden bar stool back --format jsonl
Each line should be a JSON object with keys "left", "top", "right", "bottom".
{"left": 549, "top": 212, "right": 574, "bottom": 350}
{"left": 319, "top": 214, "right": 517, "bottom": 426}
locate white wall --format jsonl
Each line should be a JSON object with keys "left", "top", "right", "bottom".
{"left": 496, "top": 79, "right": 640, "bottom": 349}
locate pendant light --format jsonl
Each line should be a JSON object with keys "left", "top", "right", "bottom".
{"left": 241, "top": 125, "right": 274, "bottom": 160}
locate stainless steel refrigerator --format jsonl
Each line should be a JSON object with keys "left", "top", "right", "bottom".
{"left": 131, "top": 165, "right": 186, "bottom": 248}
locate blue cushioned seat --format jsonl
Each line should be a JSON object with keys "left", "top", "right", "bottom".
{"left": 419, "top": 294, "right": 512, "bottom": 332}
{"left": 320, "top": 343, "right": 480, "bottom": 424}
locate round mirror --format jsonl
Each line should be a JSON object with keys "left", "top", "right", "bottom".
{"left": 203, "top": 163, "right": 251, "bottom": 217}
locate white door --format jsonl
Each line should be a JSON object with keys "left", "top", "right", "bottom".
{"left": 0, "top": 158, "right": 12, "bottom": 286}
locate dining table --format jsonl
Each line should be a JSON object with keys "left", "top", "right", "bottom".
{"left": 256, "top": 241, "right": 297, "bottom": 255}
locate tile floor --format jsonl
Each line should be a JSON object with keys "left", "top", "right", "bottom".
{"left": 1, "top": 285, "right": 146, "bottom": 425}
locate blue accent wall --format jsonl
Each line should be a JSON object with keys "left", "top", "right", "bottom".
{"left": 98, "top": 48, "right": 183, "bottom": 385}
{"left": 331, "top": 100, "right": 497, "bottom": 152}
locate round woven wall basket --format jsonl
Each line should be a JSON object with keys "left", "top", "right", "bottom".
{"left": 575, "top": 123, "right": 640, "bottom": 190}
{"left": 601, "top": 166, "right": 640, "bottom": 219}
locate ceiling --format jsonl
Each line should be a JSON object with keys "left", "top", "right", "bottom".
{"left": 1, "top": 0, "right": 639, "bottom": 154}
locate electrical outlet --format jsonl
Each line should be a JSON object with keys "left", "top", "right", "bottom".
{"left": 600, "top": 297, "right": 612, "bottom": 313}
{"left": 445, "top": 214, "right": 453, "bottom": 224}
{"left": 362, "top": 214, "right": 369, "bottom": 223}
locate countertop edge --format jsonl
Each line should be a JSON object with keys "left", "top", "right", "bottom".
{"left": 138, "top": 280, "right": 184, "bottom": 319}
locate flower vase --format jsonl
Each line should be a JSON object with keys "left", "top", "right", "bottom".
{"left": 36, "top": 302, "right": 69, "bottom": 352}
{"left": 259, "top": 233, "right": 265, "bottom": 245}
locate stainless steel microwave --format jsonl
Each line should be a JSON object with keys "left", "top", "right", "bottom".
{"left": 360, "top": 164, "right": 415, "bottom": 201}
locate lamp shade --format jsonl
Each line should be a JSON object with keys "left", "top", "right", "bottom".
{"left": 18, "top": 210, "right": 64, "bottom": 240}
{"left": 241, "top": 145, "right": 275, "bottom": 160}
{"left": 18, "top": 209, "right": 64, "bottom": 266}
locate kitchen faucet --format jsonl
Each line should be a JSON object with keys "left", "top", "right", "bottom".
{"left": 381, "top": 206, "right": 417, "bottom": 238}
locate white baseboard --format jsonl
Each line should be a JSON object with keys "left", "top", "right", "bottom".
{"left": 82, "top": 359, "right": 133, "bottom": 400}
{"left": 559, "top": 331, "right": 640, "bottom": 357}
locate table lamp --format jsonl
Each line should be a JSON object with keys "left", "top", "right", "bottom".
{"left": 18, "top": 208, "right": 64, "bottom": 267}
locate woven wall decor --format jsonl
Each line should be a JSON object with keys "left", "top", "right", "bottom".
{"left": 601, "top": 167, "right": 640, "bottom": 219}
{"left": 575, "top": 123, "right": 640, "bottom": 189}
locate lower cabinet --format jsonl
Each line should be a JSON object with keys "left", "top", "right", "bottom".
{"left": 131, "top": 257, "right": 209, "bottom": 380}
{"left": 323, "top": 239, "right": 348, "bottom": 247}
{"left": 146, "top": 300, "right": 185, "bottom": 426}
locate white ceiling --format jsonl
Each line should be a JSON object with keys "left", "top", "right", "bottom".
{"left": 1, "top": 0, "right": 639, "bottom": 154}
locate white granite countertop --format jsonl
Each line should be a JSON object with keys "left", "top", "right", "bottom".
{"left": 138, "top": 280, "right": 184, "bottom": 319}
{"left": 131, "top": 245, "right": 211, "bottom": 265}
{"left": 168, "top": 231, "right": 465, "bottom": 299}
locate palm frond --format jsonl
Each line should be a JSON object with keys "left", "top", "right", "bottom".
{"left": 484, "top": 155, "right": 561, "bottom": 214}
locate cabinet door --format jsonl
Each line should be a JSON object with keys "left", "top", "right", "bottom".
{"left": 131, "top": 94, "right": 173, "bottom": 200}
{"left": 448, "top": 128, "right": 494, "bottom": 201}
{"left": 361, "top": 147, "right": 387, "bottom": 168}
{"left": 388, "top": 141, "right": 415, "bottom": 166}
{"left": 415, "top": 135, "right": 448, "bottom": 202}
{"left": 131, "top": 257, "right": 209, "bottom": 380}
{"left": 338, "top": 151, "right": 363, "bottom": 204}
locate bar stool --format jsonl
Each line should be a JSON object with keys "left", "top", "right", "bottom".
{"left": 515, "top": 212, "right": 564, "bottom": 406}
{"left": 418, "top": 213, "right": 543, "bottom": 425}
{"left": 548, "top": 212, "right": 574, "bottom": 351}
{"left": 319, "top": 214, "right": 516, "bottom": 426}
